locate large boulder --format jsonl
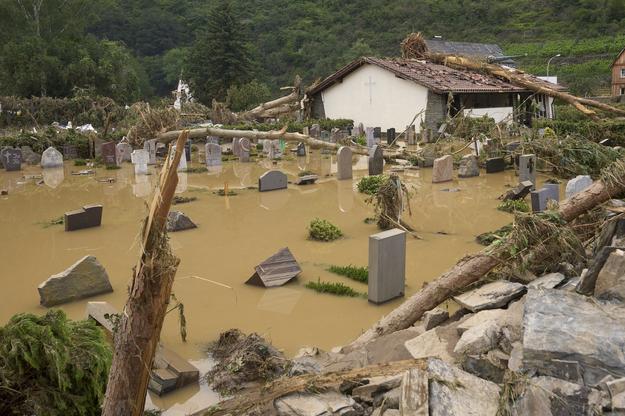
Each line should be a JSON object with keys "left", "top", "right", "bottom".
{"left": 274, "top": 391, "right": 359, "bottom": 416}
{"left": 404, "top": 327, "right": 457, "bottom": 363}
{"left": 595, "top": 248, "right": 625, "bottom": 301}
{"left": 21, "top": 146, "right": 41, "bottom": 165}
{"left": 166, "top": 211, "right": 197, "bottom": 232}
{"left": 523, "top": 289, "right": 625, "bottom": 385}
{"left": 38, "top": 256, "right": 113, "bottom": 307}
{"left": 453, "top": 280, "right": 526, "bottom": 312}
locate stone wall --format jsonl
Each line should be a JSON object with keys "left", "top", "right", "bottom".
{"left": 424, "top": 91, "right": 447, "bottom": 132}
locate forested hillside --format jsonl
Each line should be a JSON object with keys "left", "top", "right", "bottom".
{"left": 1, "top": 0, "right": 624, "bottom": 104}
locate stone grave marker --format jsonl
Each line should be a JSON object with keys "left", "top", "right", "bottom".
{"left": 259, "top": 170, "right": 287, "bottom": 192}
{"left": 458, "top": 154, "right": 479, "bottom": 178}
{"left": 565, "top": 175, "right": 593, "bottom": 199}
{"left": 205, "top": 142, "right": 222, "bottom": 166}
{"left": 207, "top": 136, "right": 219, "bottom": 145}
{"left": 386, "top": 128, "right": 396, "bottom": 145}
{"left": 531, "top": 188, "right": 550, "bottom": 212}
{"left": 337, "top": 146, "right": 353, "bottom": 180}
{"left": 2, "top": 148, "right": 21, "bottom": 171}
{"left": 406, "top": 125, "right": 417, "bottom": 145}
{"left": 296, "top": 142, "right": 306, "bottom": 157}
{"left": 262, "top": 140, "right": 272, "bottom": 154}
{"left": 485, "top": 157, "right": 505, "bottom": 173}
{"left": 21, "top": 146, "right": 40, "bottom": 165}
{"left": 184, "top": 141, "right": 192, "bottom": 162}
{"left": 143, "top": 139, "right": 157, "bottom": 164}
{"left": 502, "top": 180, "right": 533, "bottom": 201}
{"left": 432, "top": 155, "right": 453, "bottom": 183}
{"left": 101, "top": 142, "right": 117, "bottom": 166}
{"left": 330, "top": 128, "right": 341, "bottom": 143}
{"left": 320, "top": 130, "right": 330, "bottom": 141}
{"left": 64, "top": 205, "right": 103, "bottom": 231}
{"left": 232, "top": 138, "right": 242, "bottom": 157}
{"left": 302, "top": 126, "right": 309, "bottom": 136}
{"left": 373, "top": 127, "right": 382, "bottom": 142}
{"left": 170, "top": 145, "right": 187, "bottom": 172}
{"left": 62, "top": 144, "right": 78, "bottom": 160}
{"left": 131, "top": 149, "right": 149, "bottom": 175}
{"left": 368, "top": 145, "right": 383, "bottom": 176}
{"left": 519, "top": 154, "right": 537, "bottom": 188}
{"left": 239, "top": 138, "right": 251, "bottom": 162}
{"left": 115, "top": 142, "right": 132, "bottom": 164}
{"left": 365, "top": 127, "right": 375, "bottom": 148}
{"left": 369, "top": 228, "right": 406, "bottom": 304}
{"left": 310, "top": 124, "right": 321, "bottom": 138}
{"left": 41, "top": 147, "right": 64, "bottom": 168}
{"left": 543, "top": 183, "right": 560, "bottom": 203}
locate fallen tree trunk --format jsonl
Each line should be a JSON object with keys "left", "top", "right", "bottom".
{"left": 240, "top": 76, "right": 302, "bottom": 120}
{"left": 348, "top": 161, "right": 625, "bottom": 349}
{"left": 199, "top": 359, "right": 426, "bottom": 416}
{"left": 102, "top": 131, "right": 189, "bottom": 416}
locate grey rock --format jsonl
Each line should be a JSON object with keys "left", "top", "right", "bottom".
{"left": 422, "top": 307, "right": 449, "bottom": 330}
{"left": 453, "top": 280, "right": 526, "bottom": 312}
{"left": 527, "top": 272, "right": 566, "bottom": 290}
{"left": 595, "top": 248, "right": 625, "bottom": 301}
{"left": 458, "top": 155, "right": 479, "bottom": 178}
{"left": 577, "top": 246, "right": 618, "bottom": 295}
{"left": 432, "top": 155, "right": 453, "bottom": 183}
{"left": 351, "top": 375, "right": 402, "bottom": 403}
{"left": 21, "top": 146, "right": 40, "bottom": 165}
{"left": 399, "top": 368, "right": 428, "bottom": 416}
{"left": 275, "top": 391, "right": 358, "bottom": 416}
{"left": 405, "top": 327, "right": 457, "bottom": 363}
{"left": 372, "top": 387, "right": 399, "bottom": 409}
{"left": 363, "top": 327, "right": 422, "bottom": 365}
{"left": 166, "top": 211, "right": 197, "bottom": 232}
{"left": 454, "top": 320, "right": 501, "bottom": 355}
{"left": 38, "top": 256, "right": 113, "bottom": 307}
{"left": 462, "top": 351, "right": 508, "bottom": 384}
{"left": 523, "top": 289, "right": 625, "bottom": 386}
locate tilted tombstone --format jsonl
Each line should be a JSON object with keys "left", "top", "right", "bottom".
{"left": 170, "top": 145, "right": 187, "bottom": 172}
{"left": 101, "top": 142, "right": 117, "bottom": 166}
{"left": 337, "top": 146, "right": 353, "bottom": 180}
{"left": 232, "top": 138, "right": 242, "bottom": 157}
{"left": 297, "top": 142, "right": 306, "bottom": 157}
{"left": 386, "top": 128, "right": 396, "bottom": 145}
{"left": 310, "top": 124, "right": 321, "bottom": 138}
{"left": 365, "top": 127, "right": 375, "bottom": 148}
{"left": 205, "top": 143, "right": 222, "bottom": 166}
{"left": 2, "top": 148, "right": 22, "bottom": 171}
{"left": 115, "top": 142, "right": 132, "bottom": 165}
{"left": 131, "top": 149, "right": 149, "bottom": 175}
{"left": 368, "top": 145, "right": 384, "bottom": 176}
{"left": 239, "top": 138, "right": 251, "bottom": 162}
{"left": 565, "top": 175, "right": 593, "bottom": 199}
{"left": 64, "top": 205, "right": 103, "bottom": 231}
{"left": 368, "top": 228, "right": 406, "bottom": 304}
{"left": 432, "top": 155, "right": 453, "bottom": 183}
{"left": 519, "top": 154, "right": 537, "bottom": 189}
{"left": 62, "top": 144, "right": 78, "bottom": 160}
{"left": 143, "top": 139, "right": 157, "bottom": 164}
{"left": 485, "top": 157, "right": 506, "bottom": 174}
{"left": 259, "top": 170, "right": 288, "bottom": 192}
{"left": 41, "top": 147, "right": 64, "bottom": 169}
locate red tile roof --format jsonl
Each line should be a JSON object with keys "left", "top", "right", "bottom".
{"left": 308, "top": 57, "right": 563, "bottom": 95}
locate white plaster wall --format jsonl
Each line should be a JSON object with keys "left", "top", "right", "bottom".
{"left": 463, "top": 107, "right": 514, "bottom": 124}
{"left": 320, "top": 64, "right": 429, "bottom": 131}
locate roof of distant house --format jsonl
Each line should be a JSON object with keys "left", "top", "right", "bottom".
{"left": 308, "top": 57, "right": 564, "bottom": 96}
{"left": 425, "top": 39, "right": 515, "bottom": 65}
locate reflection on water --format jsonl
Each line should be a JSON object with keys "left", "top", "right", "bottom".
{"left": 0, "top": 148, "right": 527, "bottom": 412}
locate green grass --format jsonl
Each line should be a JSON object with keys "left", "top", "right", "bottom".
{"left": 328, "top": 265, "right": 368, "bottom": 283}
{"left": 298, "top": 170, "right": 316, "bottom": 177}
{"left": 305, "top": 279, "right": 364, "bottom": 297}
{"left": 74, "top": 159, "right": 87, "bottom": 166}
{"left": 185, "top": 166, "right": 208, "bottom": 173}
{"left": 308, "top": 218, "right": 343, "bottom": 241}
{"left": 105, "top": 165, "right": 121, "bottom": 170}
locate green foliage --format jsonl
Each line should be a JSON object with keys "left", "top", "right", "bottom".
{"left": 184, "top": 167, "right": 209, "bottom": 173}
{"left": 0, "top": 128, "right": 91, "bottom": 156}
{"left": 227, "top": 80, "right": 272, "bottom": 112}
{"left": 74, "top": 159, "right": 87, "bottom": 166}
{"left": 357, "top": 175, "right": 388, "bottom": 195}
{"left": 498, "top": 199, "right": 530, "bottom": 213}
{"left": 305, "top": 279, "right": 363, "bottom": 297}
{"left": 173, "top": 195, "right": 198, "bottom": 205}
{"left": 298, "top": 170, "right": 315, "bottom": 177}
{"left": 0, "top": 310, "right": 112, "bottom": 416}
{"left": 328, "top": 265, "right": 368, "bottom": 283}
{"left": 476, "top": 224, "right": 513, "bottom": 246}
{"left": 222, "top": 119, "right": 352, "bottom": 133}
{"left": 308, "top": 218, "right": 343, "bottom": 241}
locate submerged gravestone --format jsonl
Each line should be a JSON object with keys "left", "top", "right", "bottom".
{"left": 167, "top": 211, "right": 197, "bottom": 232}
{"left": 566, "top": 175, "right": 593, "bottom": 199}
{"left": 458, "top": 154, "right": 479, "bottom": 178}
{"left": 184, "top": 141, "right": 192, "bottom": 162}
{"left": 531, "top": 187, "right": 555, "bottom": 212}
{"left": 297, "top": 142, "right": 306, "bottom": 157}
{"left": 2, "top": 148, "right": 21, "bottom": 171}
{"left": 352, "top": 124, "right": 362, "bottom": 137}
{"left": 386, "top": 128, "right": 396, "bottom": 145}
{"left": 170, "top": 145, "right": 187, "bottom": 172}
{"left": 368, "top": 228, "right": 406, "bottom": 304}
{"left": 21, "top": 146, "right": 40, "bottom": 165}
{"left": 368, "top": 145, "right": 383, "bottom": 176}
{"left": 503, "top": 180, "right": 534, "bottom": 201}
{"left": 373, "top": 127, "right": 382, "bottom": 141}
{"left": 337, "top": 146, "right": 353, "bottom": 180}
{"left": 232, "top": 138, "right": 242, "bottom": 157}
{"left": 239, "top": 138, "right": 251, "bottom": 162}
{"left": 519, "top": 154, "right": 537, "bottom": 188}
{"left": 259, "top": 170, "right": 287, "bottom": 192}
{"left": 406, "top": 125, "right": 417, "bottom": 145}
{"left": 101, "top": 142, "right": 117, "bottom": 166}
{"left": 205, "top": 142, "right": 222, "bottom": 166}
{"left": 543, "top": 183, "right": 560, "bottom": 203}
{"left": 365, "top": 127, "right": 375, "bottom": 148}
{"left": 115, "top": 141, "right": 133, "bottom": 164}
{"left": 64, "top": 205, "right": 103, "bottom": 231}
{"left": 144, "top": 139, "right": 157, "bottom": 164}
{"left": 486, "top": 157, "right": 505, "bottom": 174}
{"left": 131, "top": 149, "right": 149, "bottom": 175}
{"left": 38, "top": 256, "right": 113, "bottom": 307}
{"left": 262, "top": 140, "right": 272, "bottom": 154}
{"left": 432, "top": 155, "right": 453, "bottom": 183}
{"left": 41, "top": 147, "right": 64, "bottom": 168}
{"left": 310, "top": 124, "right": 321, "bottom": 138}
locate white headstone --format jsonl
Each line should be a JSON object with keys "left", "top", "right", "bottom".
{"left": 369, "top": 229, "right": 406, "bottom": 304}
{"left": 116, "top": 142, "right": 133, "bottom": 165}
{"left": 143, "top": 139, "right": 157, "bottom": 164}
{"left": 365, "top": 127, "right": 375, "bottom": 148}
{"left": 565, "top": 175, "right": 593, "bottom": 199}
{"left": 205, "top": 142, "right": 222, "bottom": 166}
{"left": 337, "top": 147, "right": 353, "bottom": 180}
{"left": 131, "top": 150, "right": 149, "bottom": 175}
{"left": 41, "top": 147, "right": 64, "bottom": 169}
{"left": 239, "top": 138, "right": 251, "bottom": 163}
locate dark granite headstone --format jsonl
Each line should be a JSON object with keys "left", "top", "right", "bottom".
{"left": 373, "top": 127, "right": 382, "bottom": 140}
{"left": 503, "top": 180, "right": 534, "bottom": 201}
{"left": 368, "top": 145, "right": 384, "bottom": 176}
{"left": 386, "top": 128, "right": 396, "bottom": 145}
{"left": 531, "top": 188, "right": 550, "bottom": 212}
{"left": 184, "top": 141, "right": 192, "bottom": 162}
{"left": 297, "top": 142, "right": 306, "bottom": 156}
{"left": 155, "top": 145, "right": 168, "bottom": 158}
{"left": 64, "top": 205, "right": 103, "bottom": 231}
{"left": 101, "top": 142, "right": 117, "bottom": 166}
{"left": 62, "top": 144, "right": 78, "bottom": 160}
{"left": 485, "top": 157, "right": 505, "bottom": 173}
{"left": 2, "top": 148, "right": 22, "bottom": 171}
{"left": 259, "top": 170, "right": 288, "bottom": 192}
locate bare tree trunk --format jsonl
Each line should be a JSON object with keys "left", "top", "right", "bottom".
{"left": 348, "top": 170, "right": 625, "bottom": 349}
{"left": 102, "top": 131, "right": 189, "bottom": 416}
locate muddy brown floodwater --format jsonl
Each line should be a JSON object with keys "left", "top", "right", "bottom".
{"left": 0, "top": 149, "right": 532, "bottom": 414}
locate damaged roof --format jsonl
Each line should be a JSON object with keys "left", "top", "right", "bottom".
{"left": 425, "top": 39, "right": 515, "bottom": 66}
{"left": 308, "top": 57, "right": 563, "bottom": 95}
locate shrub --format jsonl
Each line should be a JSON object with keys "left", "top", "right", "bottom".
{"left": 308, "top": 218, "right": 343, "bottom": 241}
{"left": 328, "top": 265, "right": 368, "bottom": 283}
{"left": 498, "top": 199, "right": 530, "bottom": 213}
{"left": 305, "top": 279, "right": 363, "bottom": 297}
{"left": 357, "top": 175, "right": 388, "bottom": 195}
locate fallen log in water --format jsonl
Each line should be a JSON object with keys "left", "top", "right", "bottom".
{"left": 347, "top": 160, "right": 625, "bottom": 349}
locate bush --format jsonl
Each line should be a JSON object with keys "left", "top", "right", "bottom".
{"left": 226, "top": 80, "right": 272, "bottom": 112}
{"left": 0, "top": 310, "right": 112, "bottom": 416}
{"left": 0, "top": 128, "right": 92, "bottom": 157}
{"left": 222, "top": 118, "right": 353, "bottom": 133}
{"left": 328, "top": 265, "right": 368, "bottom": 283}
{"left": 357, "top": 175, "right": 388, "bottom": 195}
{"left": 305, "top": 279, "right": 363, "bottom": 297}
{"left": 308, "top": 218, "right": 343, "bottom": 241}
{"left": 497, "top": 199, "right": 530, "bottom": 213}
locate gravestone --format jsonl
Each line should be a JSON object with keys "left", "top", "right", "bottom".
{"left": 262, "top": 140, "right": 272, "bottom": 154}
{"left": 310, "top": 124, "right": 321, "bottom": 138}
{"left": 115, "top": 142, "right": 132, "bottom": 164}
{"left": 259, "top": 170, "right": 288, "bottom": 192}
{"left": 543, "top": 183, "right": 560, "bottom": 203}
{"left": 406, "top": 125, "right": 417, "bottom": 145}
{"left": 101, "top": 142, "right": 117, "bottom": 166}
{"left": 155, "top": 145, "right": 168, "bottom": 158}
{"left": 131, "top": 149, "right": 149, "bottom": 175}
{"left": 352, "top": 124, "right": 362, "bottom": 137}
{"left": 330, "top": 128, "right": 341, "bottom": 143}
{"left": 531, "top": 188, "right": 550, "bottom": 212}
{"left": 486, "top": 157, "right": 505, "bottom": 173}
{"left": 21, "top": 146, "right": 40, "bottom": 165}
{"left": 232, "top": 138, "right": 242, "bottom": 157}
{"left": 337, "top": 146, "right": 353, "bottom": 180}
{"left": 143, "top": 139, "right": 157, "bottom": 164}
{"left": 368, "top": 145, "right": 384, "bottom": 176}
{"left": 302, "top": 126, "right": 309, "bottom": 136}
{"left": 320, "top": 130, "right": 330, "bottom": 141}
{"left": 502, "top": 180, "right": 534, "bottom": 201}
{"left": 41, "top": 147, "right": 64, "bottom": 168}
{"left": 64, "top": 205, "right": 103, "bottom": 231}
{"left": 365, "top": 127, "right": 375, "bottom": 148}
{"left": 170, "top": 145, "right": 187, "bottom": 172}
{"left": 239, "top": 138, "right": 251, "bottom": 162}
{"left": 205, "top": 143, "right": 222, "bottom": 166}
{"left": 184, "top": 141, "right": 192, "bottom": 162}
{"left": 432, "top": 155, "right": 453, "bottom": 183}
{"left": 565, "top": 175, "right": 593, "bottom": 199}
{"left": 519, "top": 154, "right": 537, "bottom": 188}
{"left": 458, "top": 154, "right": 479, "bottom": 178}
{"left": 2, "top": 148, "right": 21, "bottom": 171}
{"left": 207, "top": 136, "right": 219, "bottom": 145}
{"left": 62, "top": 144, "right": 78, "bottom": 160}
{"left": 386, "top": 128, "right": 396, "bottom": 145}
{"left": 373, "top": 127, "right": 382, "bottom": 142}
{"left": 297, "top": 142, "right": 306, "bottom": 157}
{"left": 368, "top": 228, "right": 406, "bottom": 304}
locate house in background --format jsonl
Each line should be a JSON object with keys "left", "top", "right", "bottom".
{"left": 307, "top": 56, "right": 562, "bottom": 132}
{"left": 612, "top": 47, "right": 625, "bottom": 96}
{"left": 425, "top": 39, "right": 517, "bottom": 67}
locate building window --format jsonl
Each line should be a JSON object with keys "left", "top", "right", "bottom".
{"left": 621, "top": 87, "right": 625, "bottom": 96}
{"left": 621, "top": 68, "right": 625, "bottom": 78}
